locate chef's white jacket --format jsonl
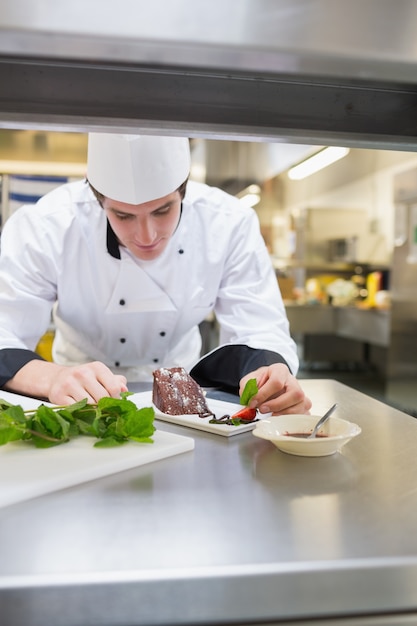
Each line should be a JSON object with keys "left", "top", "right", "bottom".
{"left": 0, "top": 179, "right": 298, "bottom": 391}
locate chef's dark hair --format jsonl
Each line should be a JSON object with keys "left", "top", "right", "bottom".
{"left": 86, "top": 178, "right": 188, "bottom": 206}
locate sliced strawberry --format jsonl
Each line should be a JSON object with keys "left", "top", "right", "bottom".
{"left": 230, "top": 407, "right": 257, "bottom": 422}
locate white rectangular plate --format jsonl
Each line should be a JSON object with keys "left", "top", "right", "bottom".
{"left": 0, "top": 391, "right": 194, "bottom": 509}
{"left": 131, "top": 391, "right": 260, "bottom": 437}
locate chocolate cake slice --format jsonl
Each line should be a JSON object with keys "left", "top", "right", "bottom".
{"left": 152, "top": 367, "right": 214, "bottom": 417}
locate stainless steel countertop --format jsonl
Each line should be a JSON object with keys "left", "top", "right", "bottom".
{"left": 285, "top": 305, "right": 391, "bottom": 347}
{"left": 1, "top": 379, "right": 417, "bottom": 625}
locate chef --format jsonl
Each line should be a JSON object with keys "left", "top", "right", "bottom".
{"left": 0, "top": 133, "right": 311, "bottom": 414}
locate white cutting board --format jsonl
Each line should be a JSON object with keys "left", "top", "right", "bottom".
{"left": 131, "top": 391, "right": 263, "bottom": 436}
{"left": 0, "top": 391, "right": 194, "bottom": 509}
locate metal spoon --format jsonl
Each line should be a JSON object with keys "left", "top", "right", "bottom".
{"left": 307, "top": 403, "right": 337, "bottom": 439}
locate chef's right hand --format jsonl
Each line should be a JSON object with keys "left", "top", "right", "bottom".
{"left": 5, "top": 359, "right": 128, "bottom": 405}
{"left": 48, "top": 361, "right": 128, "bottom": 405}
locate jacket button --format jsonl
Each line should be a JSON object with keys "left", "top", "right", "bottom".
{"left": 115, "top": 361, "right": 120, "bottom": 367}
{"left": 119, "top": 299, "right": 125, "bottom": 306}
{"left": 153, "top": 358, "right": 159, "bottom": 363}
{"left": 178, "top": 249, "right": 184, "bottom": 254}
{"left": 120, "top": 337, "right": 126, "bottom": 343}
{"left": 159, "top": 331, "right": 166, "bottom": 337}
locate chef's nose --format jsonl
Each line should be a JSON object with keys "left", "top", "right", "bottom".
{"left": 136, "top": 218, "right": 156, "bottom": 244}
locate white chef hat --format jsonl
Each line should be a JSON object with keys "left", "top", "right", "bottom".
{"left": 87, "top": 133, "right": 191, "bottom": 204}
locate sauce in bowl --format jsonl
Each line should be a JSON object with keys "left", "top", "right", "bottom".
{"left": 284, "top": 432, "right": 328, "bottom": 438}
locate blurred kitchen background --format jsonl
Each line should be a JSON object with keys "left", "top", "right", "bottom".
{"left": 1, "top": 130, "right": 417, "bottom": 414}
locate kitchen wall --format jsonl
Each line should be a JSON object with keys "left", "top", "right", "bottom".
{"left": 255, "top": 147, "right": 417, "bottom": 264}
{"left": 2, "top": 131, "right": 417, "bottom": 268}
{"left": 0, "top": 130, "right": 87, "bottom": 175}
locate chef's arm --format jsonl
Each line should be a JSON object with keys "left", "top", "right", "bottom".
{"left": 190, "top": 344, "right": 287, "bottom": 393}
{"left": 1, "top": 349, "right": 128, "bottom": 404}
{"left": 190, "top": 345, "right": 311, "bottom": 415}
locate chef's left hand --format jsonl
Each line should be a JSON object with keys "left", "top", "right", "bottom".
{"left": 239, "top": 364, "right": 312, "bottom": 415}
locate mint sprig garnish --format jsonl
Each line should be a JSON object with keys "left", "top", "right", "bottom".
{"left": 0, "top": 392, "right": 155, "bottom": 448}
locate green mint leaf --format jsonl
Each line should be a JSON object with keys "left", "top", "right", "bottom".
{"left": 58, "top": 399, "right": 89, "bottom": 415}
{"left": 68, "top": 423, "right": 81, "bottom": 438}
{"left": 32, "top": 436, "right": 63, "bottom": 448}
{"left": 97, "top": 396, "right": 127, "bottom": 414}
{"left": 120, "top": 407, "right": 156, "bottom": 439}
{"left": 0, "top": 399, "right": 16, "bottom": 411}
{"left": 94, "top": 436, "right": 126, "bottom": 448}
{"left": 2, "top": 404, "right": 27, "bottom": 424}
{"left": 74, "top": 418, "right": 95, "bottom": 436}
{"left": 240, "top": 378, "right": 259, "bottom": 406}
{"left": 72, "top": 406, "right": 98, "bottom": 427}
{"left": 91, "top": 415, "right": 105, "bottom": 438}
{"left": 0, "top": 424, "right": 24, "bottom": 445}
{"left": 129, "top": 436, "right": 154, "bottom": 444}
{"left": 34, "top": 405, "right": 70, "bottom": 439}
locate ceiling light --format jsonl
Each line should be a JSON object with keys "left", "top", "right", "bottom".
{"left": 287, "top": 147, "right": 350, "bottom": 180}
{"left": 239, "top": 193, "right": 260, "bottom": 208}
{"left": 246, "top": 184, "right": 261, "bottom": 194}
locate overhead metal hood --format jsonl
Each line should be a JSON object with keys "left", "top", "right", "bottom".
{"left": 0, "top": 0, "right": 417, "bottom": 152}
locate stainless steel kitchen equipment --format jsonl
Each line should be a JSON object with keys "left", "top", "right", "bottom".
{"left": 386, "top": 166, "right": 417, "bottom": 411}
{"left": 1, "top": 381, "right": 417, "bottom": 625}
{"left": 328, "top": 237, "right": 358, "bottom": 263}
{"left": 0, "top": 0, "right": 417, "bottom": 150}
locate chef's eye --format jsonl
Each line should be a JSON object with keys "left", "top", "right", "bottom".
{"left": 153, "top": 205, "right": 171, "bottom": 217}
{"left": 115, "top": 212, "right": 134, "bottom": 221}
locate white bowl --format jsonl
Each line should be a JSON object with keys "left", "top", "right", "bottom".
{"left": 253, "top": 414, "right": 361, "bottom": 457}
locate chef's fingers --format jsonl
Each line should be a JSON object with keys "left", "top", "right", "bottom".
{"left": 93, "top": 364, "right": 128, "bottom": 399}
{"left": 242, "top": 364, "right": 288, "bottom": 405}
{"left": 48, "top": 362, "right": 127, "bottom": 404}
{"left": 259, "top": 388, "right": 312, "bottom": 415}
{"left": 242, "top": 364, "right": 311, "bottom": 415}
{"left": 75, "top": 364, "right": 128, "bottom": 403}
{"left": 239, "top": 367, "right": 271, "bottom": 397}
{"left": 256, "top": 377, "right": 312, "bottom": 415}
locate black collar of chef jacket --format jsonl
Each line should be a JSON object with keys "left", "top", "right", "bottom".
{"left": 106, "top": 204, "right": 184, "bottom": 260}
{"left": 106, "top": 219, "right": 121, "bottom": 259}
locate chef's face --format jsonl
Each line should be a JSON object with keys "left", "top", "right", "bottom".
{"left": 102, "top": 190, "right": 182, "bottom": 261}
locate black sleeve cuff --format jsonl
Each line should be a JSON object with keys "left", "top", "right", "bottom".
{"left": 0, "top": 348, "right": 46, "bottom": 387}
{"left": 190, "top": 344, "right": 289, "bottom": 395}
